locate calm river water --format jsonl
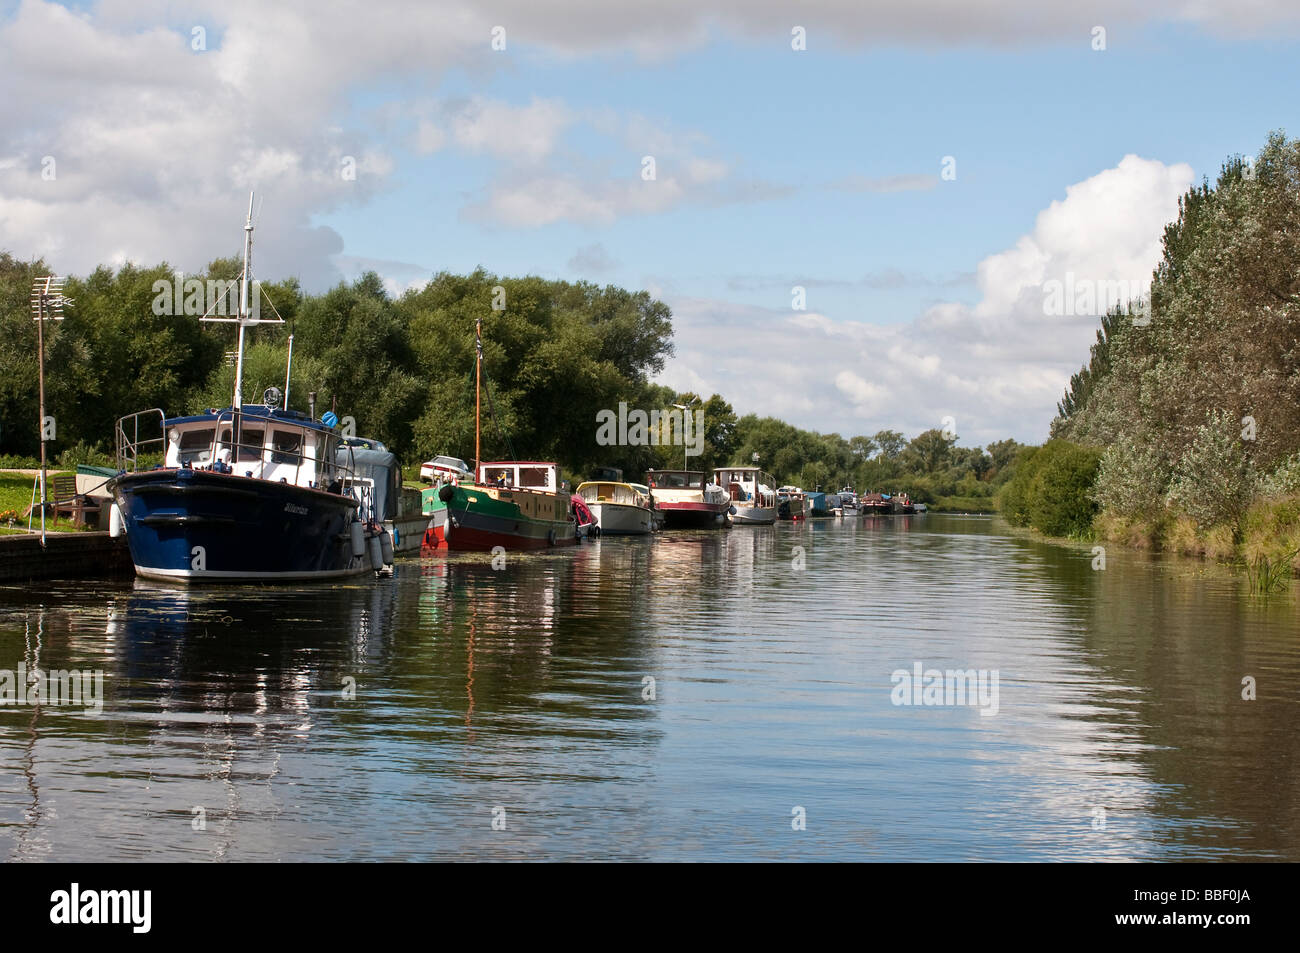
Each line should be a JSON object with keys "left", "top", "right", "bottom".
{"left": 1, "top": 514, "right": 1296, "bottom": 861}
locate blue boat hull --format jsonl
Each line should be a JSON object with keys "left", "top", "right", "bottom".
{"left": 110, "top": 468, "right": 368, "bottom": 583}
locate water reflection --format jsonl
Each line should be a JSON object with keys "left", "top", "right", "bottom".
{"left": 0, "top": 516, "right": 1296, "bottom": 860}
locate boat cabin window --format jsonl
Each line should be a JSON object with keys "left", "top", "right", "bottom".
{"left": 271, "top": 429, "right": 303, "bottom": 464}
{"left": 519, "top": 467, "right": 550, "bottom": 489}
{"left": 234, "top": 428, "right": 265, "bottom": 462}
{"left": 657, "top": 472, "right": 701, "bottom": 489}
{"left": 176, "top": 428, "right": 215, "bottom": 466}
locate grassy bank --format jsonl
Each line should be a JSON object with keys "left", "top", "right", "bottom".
{"left": 1095, "top": 493, "right": 1300, "bottom": 575}
{"left": 0, "top": 471, "right": 93, "bottom": 534}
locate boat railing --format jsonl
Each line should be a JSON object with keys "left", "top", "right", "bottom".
{"left": 115, "top": 408, "right": 167, "bottom": 472}
{"left": 476, "top": 481, "right": 561, "bottom": 499}
{"left": 340, "top": 472, "right": 378, "bottom": 522}
{"left": 210, "top": 408, "right": 360, "bottom": 494}
{"left": 116, "top": 406, "right": 362, "bottom": 499}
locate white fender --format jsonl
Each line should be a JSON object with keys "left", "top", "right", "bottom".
{"left": 109, "top": 502, "right": 125, "bottom": 538}
{"left": 379, "top": 528, "right": 394, "bottom": 564}
{"left": 350, "top": 520, "right": 366, "bottom": 558}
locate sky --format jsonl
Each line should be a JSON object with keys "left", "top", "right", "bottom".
{"left": 1, "top": 1, "right": 1297, "bottom": 446}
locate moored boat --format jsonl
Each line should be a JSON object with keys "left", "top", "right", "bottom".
{"left": 110, "top": 404, "right": 387, "bottom": 582}
{"left": 777, "top": 485, "right": 808, "bottom": 521}
{"left": 861, "top": 492, "right": 892, "bottom": 516}
{"left": 420, "top": 454, "right": 471, "bottom": 485}
{"left": 576, "top": 479, "right": 654, "bottom": 535}
{"left": 419, "top": 454, "right": 470, "bottom": 550}
{"left": 571, "top": 493, "right": 598, "bottom": 538}
{"left": 713, "top": 466, "right": 777, "bottom": 525}
{"left": 108, "top": 195, "right": 390, "bottom": 583}
{"left": 438, "top": 461, "right": 578, "bottom": 551}
{"left": 430, "top": 309, "right": 578, "bottom": 551}
{"left": 647, "top": 469, "right": 731, "bottom": 528}
{"left": 342, "top": 437, "right": 425, "bottom": 554}
{"left": 893, "top": 492, "right": 916, "bottom": 515}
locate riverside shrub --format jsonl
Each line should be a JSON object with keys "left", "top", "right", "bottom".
{"left": 1001, "top": 441, "right": 1101, "bottom": 537}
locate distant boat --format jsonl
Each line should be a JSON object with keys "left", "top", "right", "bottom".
{"left": 420, "top": 454, "right": 471, "bottom": 485}
{"left": 777, "top": 486, "right": 807, "bottom": 521}
{"left": 893, "top": 493, "right": 916, "bottom": 515}
{"left": 837, "top": 488, "right": 860, "bottom": 513}
{"left": 861, "top": 492, "right": 892, "bottom": 516}
{"left": 647, "top": 469, "right": 731, "bottom": 528}
{"left": 914, "top": 502, "right": 928, "bottom": 513}
{"left": 575, "top": 479, "right": 654, "bottom": 535}
{"left": 714, "top": 466, "right": 777, "bottom": 525}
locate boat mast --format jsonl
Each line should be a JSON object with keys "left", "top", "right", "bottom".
{"left": 233, "top": 191, "right": 255, "bottom": 410}
{"left": 474, "top": 314, "right": 482, "bottom": 478}
{"left": 283, "top": 332, "right": 294, "bottom": 409}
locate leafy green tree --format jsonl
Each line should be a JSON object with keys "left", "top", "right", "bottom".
{"left": 1165, "top": 409, "right": 1257, "bottom": 529}
{"left": 848, "top": 434, "right": 876, "bottom": 461}
{"left": 907, "top": 428, "right": 956, "bottom": 473}
{"left": 873, "top": 429, "right": 906, "bottom": 460}
{"left": 1026, "top": 441, "right": 1102, "bottom": 537}
{"left": 1057, "top": 132, "right": 1300, "bottom": 533}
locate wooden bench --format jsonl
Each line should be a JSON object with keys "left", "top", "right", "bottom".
{"left": 22, "top": 473, "right": 101, "bottom": 528}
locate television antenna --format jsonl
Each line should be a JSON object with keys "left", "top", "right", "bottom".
{"left": 29, "top": 276, "right": 72, "bottom": 546}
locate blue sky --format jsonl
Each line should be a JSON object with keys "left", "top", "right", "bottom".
{"left": 2, "top": 2, "right": 1297, "bottom": 443}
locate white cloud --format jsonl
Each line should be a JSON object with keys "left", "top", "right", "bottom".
{"left": 657, "top": 155, "right": 1195, "bottom": 445}
{"left": 445, "top": 97, "right": 575, "bottom": 163}
{"left": 413, "top": 120, "right": 447, "bottom": 155}
{"left": 0, "top": 0, "right": 1275, "bottom": 287}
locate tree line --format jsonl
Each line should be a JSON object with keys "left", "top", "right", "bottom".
{"left": 0, "top": 253, "right": 1024, "bottom": 504}
{"left": 1030, "top": 130, "right": 1300, "bottom": 558}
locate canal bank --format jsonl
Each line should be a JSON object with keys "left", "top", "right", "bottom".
{"left": 0, "top": 531, "right": 132, "bottom": 582}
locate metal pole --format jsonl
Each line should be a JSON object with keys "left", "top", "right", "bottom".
{"left": 283, "top": 332, "right": 294, "bottom": 409}
{"left": 36, "top": 286, "right": 47, "bottom": 547}
{"left": 475, "top": 315, "right": 482, "bottom": 479}
{"left": 233, "top": 191, "right": 255, "bottom": 411}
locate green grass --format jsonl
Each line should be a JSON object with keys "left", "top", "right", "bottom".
{"left": 0, "top": 473, "right": 37, "bottom": 519}
{"left": 0, "top": 471, "right": 94, "bottom": 533}
{"left": 1242, "top": 548, "right": 1299, "bottom": 595}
